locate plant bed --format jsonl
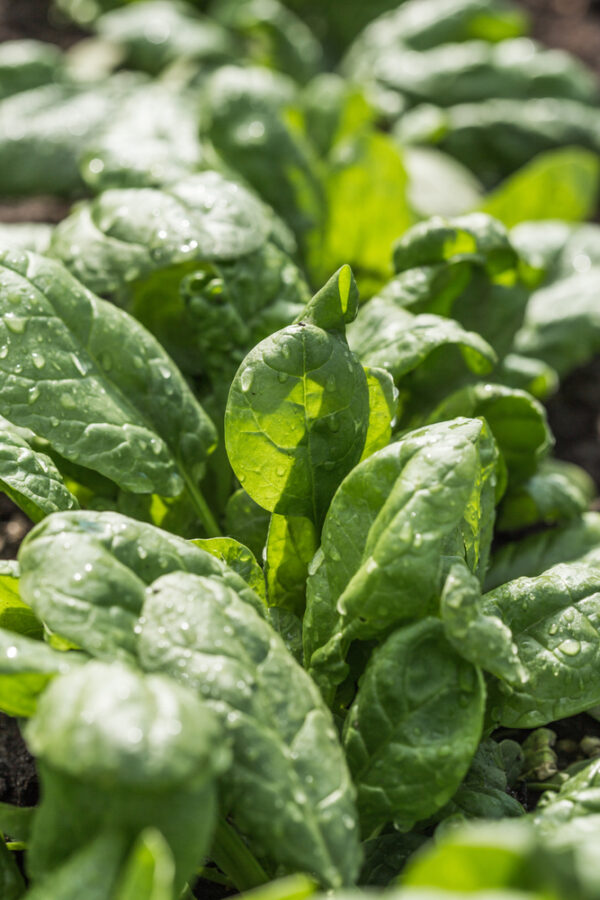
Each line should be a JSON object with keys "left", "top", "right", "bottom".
{"left": 3, "top": 1, "right": 600, "bottom": 899}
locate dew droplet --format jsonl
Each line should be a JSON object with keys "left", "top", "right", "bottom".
{"left": 31, "top": 352, "right": 45, "bottom": 369}
{"left": 241, "top": 369, "right": 253, "bottom": 392}
{"left": 558, "top": 638, "right": 581, "bottom": 657}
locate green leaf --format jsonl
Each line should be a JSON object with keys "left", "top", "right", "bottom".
{"left": 392, "top": 213, "right": 518, "bottom": 278}
{"left": 0, "top": 560, "right": 42, "bottom": 640}
{"left": 265, "top": 515, "right": 317, "bottom": 616}
{"left": 360, "top": 367, "right": 397, "bottom": 461}
{"left": 19, "top": 510, "right": 265, "bottom": 661}
{"left": 224, "top": 489, "right": 271, "bottom": 561}
{"left": 433, "top": 738, "right": 524, "bottom": 824}
{"left": 343, "top": 618, "right": 485, "bottom": 835}
{"left": 359, "top": 832, "right": 426, "bottom": 886}
{"left": 0, "top": 801, "right": 34, "bottom": 842}
{"left": 422, "top": 382, "right": 552, "bottom": 486}
{"left": 0, "top": 836, "right": 25, "bottom": 900}
{"left": 203, "top": 66, "right": 325, "bottom": 246}
{"left": 0, "top": 417, "right": 79, "bottom": 522}
{"left": 0, "top": 627, "right": 85, "bottom": 717}
{"left": 0, "top": 222, "right": 53, "bottom": 254}
{"left": 497, "top": 458, "right": 594, "bottom": 532}
{"left": 138, "top": 571, "right": 360, "bottom": 889}
{"left": 0, "top": 249, "right": 218, "bottom": 533}
{"left": 515, "top": 268, "right": 600, "bottom": 376}
{"left": 485, "top": 512, "right": 600, "bottom": 591}
{"left": 25, "top": 661, "right": 227, "bottom": 890}
{"left": 404, "top": 146, "right": 483, "bottom": 218}
{"left": 303, "top": 418, "right": 498, "bottom": 696}
{"left": 480, "top": 147, "right": 600, "bottom": 228}
{"left": 441, "top": 560, "right": 525, "bottom": 685}
{"left": 348, "top": 299, "right": 496, "bottom": 384}
{"left": 483, "top": 563, "right": 600, "bottom": 727}
{"left": 192, "top": 537, "right": 266, "bottom": 604}
{"left": 225, "top": 268, "right": 369, "bottom": 525}
{"left": 113, "top": 829, "right": 176, "bottom": 900}
{"left": 308, "top": 132, "right": 415, "bottom": 293}
{"left": 0, "top": 39, "right": 63, "bottom": 101}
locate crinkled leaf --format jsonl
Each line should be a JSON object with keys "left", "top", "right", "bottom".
{"left": 0, "top": 249, "right": 217, "bottom": 517}
{"left": 0, "top": 417, "right": 79, "bottom": 522}
{"left": 480, "top": 147, "right": 600, "bottom": 228}
{"left": 423, "top": 382, "right": 552, "bottom": 486}
{"left": 265, "top": 515, "right": 317, "bottom": 617}
{"left": 497, "top": 458, "right": 594, "bottom": 532}
{"left": 483, "top": 562, "right": 600, "bottom": 727}
{"left": 343, "top": 618, "right": 485, "bottom": 835}
{"left": 19, "top": 510, "right": 264, "bottom": 662}
{"left": 303, "top": 418, "right": 498, "bottom": 696}
{"left": 225, "top": 268, "right": 369, "bottom": 525}
{"left": 441, "top": 560, "right": 525, "bottom": 685}
{"left": 348, "top": 300, "right": 496, "bottom": 384}
{"left": 138, "top": 571, "right": 360, "bottom": 889}
{"left": 49, "top": 172, "right": 275, "bottom": 298}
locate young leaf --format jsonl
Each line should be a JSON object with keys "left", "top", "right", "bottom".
{"left": 496, "top": 458, "right": 595, "bottom": 532}
{"left": 0, "top": 248, "right": 218, "bottom": 533}
{"left": 303, "top": 418, "right": 498, "bottom": 695}
{"left": 343, "top": 618, "right": 485, "bottom": 835}
{"left": 0, "top": 560, "right": 43, "bottom": 640}
{"left": 441, "top": 560, "right": 525, "bottom": 685}
{"left": 19, "top": 510, "right": 266, "bottom": 661}
{"left": 113, "top": 829, "right": 175, "bottom": 900}
{"left": 225, "top": 267, "right": 369, "bottom": 526}
{"left": 138, "top": 571, "right": 361, "bottom": 889}
{"left": 265, "top": 515, "right": 317, "bottom": 616}
{"left": 192, "top": 536, "right": 266, "bottom": 604}
{"left": 483, "top": 563, "right": 600, "bottom": 727}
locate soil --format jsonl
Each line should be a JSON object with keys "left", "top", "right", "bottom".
{"left": 1, "top": 0, "right": 600, "bottom": 891}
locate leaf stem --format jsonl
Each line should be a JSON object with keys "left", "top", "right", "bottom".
{"left": 210, "top": 819, "right": 269, "bottom": 892}
{"left": 183, "top": 472, "right": 221, "bottom": 538}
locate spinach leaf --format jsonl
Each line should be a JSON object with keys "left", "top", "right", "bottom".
{"left": 225, "top": 267, "right": 369, "bottom": 526}
{"left": 441, "top": 560, "right": 525, "bottom": 684}
{"left": 25, "top": 661, "right": 228, "bottom": 891}
{"left": 485, "top": 512, "right": 600, "bottom": 590}
{"left": 138, "top": 571, "right": 361, "bottom": 888}
{"left": 192, "top": 536, "right": 266, "bottom": 604}
{"left": 225, "top": 489, "right": 271, "bottom": 561}
{"left": 113, "top": 828, "right": 176, "bottom": 900}
{"left": 0, "top": 836, "right": 25, "bottom": 900}
{"left": 360, "top": 367, "right": 397, "bottom": 462}
{"left": 265, "top": 515, "right": 317, "bottom": 616}
{"left": 480, "top": 147, "right": 600, "bottom": 227}
{"left": 343, "top": 618, "right": 485, "bottom": 835}
{"left": 497, "top": 458, "right": 595, "bottom": 532}
{"left": 483, "top": 563, "right": 600, "bottom": 726}
{"left": 0, "top": 248, "right": 218, "bottom": 534}
{"left": 0, "top": 417, "right": 78, "bottom": 522}
{"left": 303, "top": 417, "right": 498, "bottom": 695}
{"left": 0, "top": 39, "right": 63, "bottom": 101}
{"left": 0, "top": 222, "right": 53, "bottom": 254}
{"left": 19, "top": 510, "right": 265, "bottom": 660}
{"left": 0, "top": 560, "right": 43, "bottom": 640}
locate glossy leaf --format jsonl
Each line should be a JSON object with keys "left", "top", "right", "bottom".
{"left": 441, "top": 560, "right": 525, "bottom": 685}
{"left": 265, "top": 515, "right": 317, "bottom": 616}
{"left": 0, "top": 248, "right": 217, "bottom": 526}
{"left": 359, "top": 367, "right": 396, "bottom": 462}
{"left": 225, "top": 267, "right": 369, "bottom": 525}
{"left": 497, "top": 458, "right": 594, "bottom": 532}
{"left": 19, "top": 510, "right": 265, "bottom": 661}
{"left": 303, "top": 418, "right": 498, "bottom": 695}
{"left": 0, "top": 417, "right": 79, "bottom": 522}
{"left": 343, "top": 618, "right": 485, "bottom": 835}
{"left": 192, "top": 537, "right": 266, "bottom": 604}
{"left": 483, "top": 563, "right": 600, "bottom": 727}
{"left": 138, "top": 571, "right": 360, "bottom": 889}
{"left": 0, "top": 560, "right": 43, "bottom": 640}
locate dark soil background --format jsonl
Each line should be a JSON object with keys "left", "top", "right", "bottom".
{"left": 1, "top": 0, "right": 600, "bottom": 890}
